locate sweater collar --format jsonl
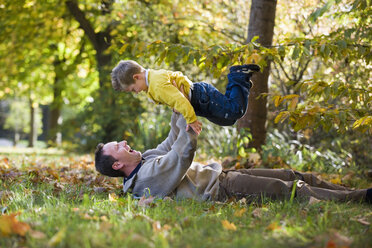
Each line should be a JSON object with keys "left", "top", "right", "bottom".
{"left": 123, "top": 159, "right": 143, "bottom": 185}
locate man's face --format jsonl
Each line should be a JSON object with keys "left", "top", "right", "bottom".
{"left": 102, "top": 140, "right": 142, "bottom": 168}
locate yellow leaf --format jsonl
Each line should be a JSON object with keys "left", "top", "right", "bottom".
{"left": 274, "top": 111, "right": 290, "bottom": 124}
{"left": 330, "top": 178, "right": 341, "bottom": 185}
{"left": 0, "top": 215, "right": 12, "bottom": 236}
{"left": 48, "top": 227, "right": 66, "bottom": 247}
{"left": 234, "top": 208, "right": 247, "bottom": 217}
{"left": 273, "top": 95, "right": 283, "bottom": 107}
{"left": 266, "top": 222, "right": 281, "bottom": 231}
{"left": 109, "top": 193, "right": 118, "bottom": 202}
{"left": 0, "top": 213, "right": 30, "bottom": 237}
{"left": 288, "top": 97, "right": 299, "bottom": 111}
{"left": 221, "top": 220, "right": 237, "bottom": 231}
{"left": 282, "top": 94, "right": 300, "bottom": 100}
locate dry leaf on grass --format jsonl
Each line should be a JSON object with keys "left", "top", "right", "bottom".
{"left": 28, "top": 229, "right": 46, "bottom": 239}
{"left": 138, "top": 195, "right": 156, "bottom": 207}
{"left": 48, "top": 227, "right": 66, "bottom": 247}
{"left": 234, "top": 208, "right": 247, "bottom": 217}
{"left": 221, "top": 220, "right": 237, "bottom": 231}
{"left": 266, "top": 222, "right": 281, "bottom": 231}
{"left": 351, "top": 216, "right": 370, "bottom": 226}
{"left": 93, "top": 187, "right": 107, "bottom": 193}
{"left": 109, "top": 193, "right": 119, "bottom": 202}
{"left": 313, "top": 230, "right": 353, "bottom": 248}
{"left": 0, "top": 213, "right": 31, "bottom": 236}
{"left": 252, "top": 207, "right": 268, "bottom": 218}
{"left": 308, "top": 197, "right": 322, "bottom": 205}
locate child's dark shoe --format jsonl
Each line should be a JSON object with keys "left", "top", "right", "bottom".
{"left": 230, "top": 64, "right": 261, "bottom": 75}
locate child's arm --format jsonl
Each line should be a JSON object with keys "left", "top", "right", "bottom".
{"left": 153, "top": 81, "right": 197, "bottom": 126}
{"left": 186, "top": 120, "right": 202, "bottom": 135}
{"left": 172, "top": 81, "right": 202, "bottom": 135}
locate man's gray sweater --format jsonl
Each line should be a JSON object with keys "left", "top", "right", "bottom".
{"left": 123, "top": 113, "right": 221, "bottom": 201}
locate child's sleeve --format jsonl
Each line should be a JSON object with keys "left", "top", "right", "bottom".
{"left": 160, "top": 84, "right": 197, "bottom": 124}
{"left": 151, "top": 75, "right": 197, "bottom": 124}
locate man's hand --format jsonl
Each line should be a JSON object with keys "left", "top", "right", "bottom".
{"left": 186, "top": 120, "right": 202, "bottom": 135}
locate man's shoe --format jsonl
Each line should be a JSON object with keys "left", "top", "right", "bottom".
{"left": 230, "top": 64, "right": 261, "bottom": 75}
{"left": 366, "top": 188, "right": 372, "bottom": 204}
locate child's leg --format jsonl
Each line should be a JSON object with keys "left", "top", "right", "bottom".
{"left": 190, "top": 65, "right": 259, "bottom": 126}
{"left": 191, "top": 82, "right": 249, "bottom": 126}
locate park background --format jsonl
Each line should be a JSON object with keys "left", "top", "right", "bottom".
{"left": 0, "top": 0, "right": 371, "bottom": 247}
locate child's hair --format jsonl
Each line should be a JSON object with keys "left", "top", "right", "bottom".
{"left": 111, "top": 60, "right": 144, "bottom": 91}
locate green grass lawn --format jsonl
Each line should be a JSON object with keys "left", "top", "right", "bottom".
{"left": 1, "top": 150, "right": 371, "bottom": 248}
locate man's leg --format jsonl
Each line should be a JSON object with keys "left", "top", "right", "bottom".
{"left": 217, "top": 170, "right": 368, "bottom": 203}
{"left": 217, "top": 170, "right": 294, "bottom": 201}
{"left": 236, "top": 168, "right": 349, "bottom": 190}
{"left": 295, "top": 171, "right": 349, "bottom": 190}
{"left": 296, "top": 182, "right": 367, "bottom": 202}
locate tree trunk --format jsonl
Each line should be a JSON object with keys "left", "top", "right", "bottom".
{"left": 28, "top": 98, "right": 37, "bottom": 147}
{"left": 66, "top": 0, "right": 119, "bottom": 143}
{"left": 13, "top": 132, "right": 20, "bottom": 147}
{"left": 48, "top": 58, "right": 63, "bottom": 146}
{"left": 238, "top": 0, "right": 277, "bottom": 150}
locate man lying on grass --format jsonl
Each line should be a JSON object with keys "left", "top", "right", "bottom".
{"left": 94, "top": 112, "right": 372, "bottom": 204}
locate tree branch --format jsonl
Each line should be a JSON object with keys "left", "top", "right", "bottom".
{"left": 65, "top": 0, "right": 98, "bottom": 50}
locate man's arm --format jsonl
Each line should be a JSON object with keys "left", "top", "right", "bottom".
{"left": 142, "top": 112, "right": 181, "bottom": 159}
{"left": 132, "top": 115, "right": 197, "bottom": 197}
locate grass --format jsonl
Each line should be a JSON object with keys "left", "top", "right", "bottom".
{"left": 0, "top": 150, "right": 372, "bottom": 248}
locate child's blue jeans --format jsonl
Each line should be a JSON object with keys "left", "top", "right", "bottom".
{"left": 190, "top": 72, "right": 251, "bottom": 126}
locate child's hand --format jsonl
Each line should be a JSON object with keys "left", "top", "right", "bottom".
{"left": 186, "top": 120, "right": 202, "bottom": 135}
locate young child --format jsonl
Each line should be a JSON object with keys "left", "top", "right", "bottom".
{"left": 111, "top": 60, "right": 260, "bottom": 135}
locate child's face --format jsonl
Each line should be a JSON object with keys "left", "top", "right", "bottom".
{"left": 125, "top": 74, "right": 147, "bottom": 94}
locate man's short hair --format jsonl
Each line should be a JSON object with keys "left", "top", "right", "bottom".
{"left": 94, "top": 143, "right": 125, "bottom": 177}
{"left": 111, "top": 60, "right": 144, "bottom": 91}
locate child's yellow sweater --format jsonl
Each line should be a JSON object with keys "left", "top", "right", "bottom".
{"left": 146, "top": 69, "right": 197, "bottom": 124}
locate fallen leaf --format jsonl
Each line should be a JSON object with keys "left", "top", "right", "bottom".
{"left": 29, "top": 229, "right": 46, "bottom": 239}
{"left": 266, "top": 222, "right": 281, "bottom": 231}
{"left": 308, "top": 197, "right": 321, "bottom": 205}
{"left": 234, "top": 208, "right": 247, "bottom": 217}
{"left": 252, "top": 208, "right": 268, "bottom": 218}
{"left": 100, "top": 216, "right": 109, "bottom": 222}
{"left": 138, "top": 196, "right": 156, "bottom": 207}
{"left": 93, "top": 187, "right": 107, "bottom": 193}
{"left": 204, "top": 205, "right": 215, "bottom": 212}
{"left": 152, "top": 221, "right": 162, "bottom": 232}
{"left": 330, "top": 177, "right": 342, "bottom": 185}
{"left": 175, "top": 206, "right": 185, "bottom": 213}
{"left": 221, "top": 220, "right": 237, "bottom": 231}
{"left": 0, "top": 157, "right": 9, "bottom": 168}
{"left": 351, "top": 217, "right": 370, "bottom": 226}
{"left": 0, "top": 213, "right": 31, "bottom": 236}
{"left": 109, "top": 193, "right": 119, "bottom": 202}
{"left": 238, "top": 198, "right": 247, "bottom": 204}
{"left": 314, "top": 230, "right": 353, "bottom": 248}
{"left": 329, "top": 231, "right": 352, "bottom": 247}
{"left": 48, "top": 227, "right": 66, "bottom": 247}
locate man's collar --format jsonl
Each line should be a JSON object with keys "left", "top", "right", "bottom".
{"left": 145, "top": 69, "right": 149, "bottom": 87}
{"left": 123, "top": 159, "right": 143, "bottom": 185}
